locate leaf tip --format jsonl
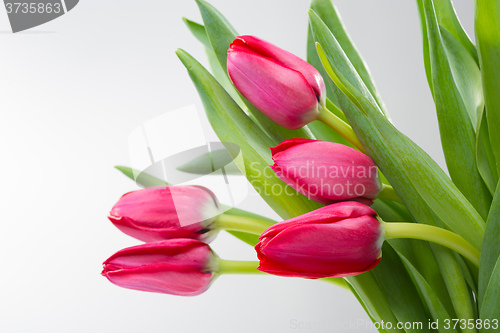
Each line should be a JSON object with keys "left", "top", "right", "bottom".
{"left": 195, "top": 0, "right": 208, "bottom": 9}
{"left": 307, "top": 8, "right": 319, "bottom": 19}
{"left": 175, "top": 48, "right": 190, "bottom": 63}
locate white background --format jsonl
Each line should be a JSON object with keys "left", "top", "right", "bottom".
{"left": 0, "top": 1, "right": 474, "bottom": 332}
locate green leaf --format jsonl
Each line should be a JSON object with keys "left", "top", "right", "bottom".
{"left": 480, "top": 261, "right": 500, "bottom": 332}
{"left": 176, "top": 148, "right": 241, "bottom": 175}
{"left": 195, "top": 0, "right": 317, "bottom": 143}
{"left": 416, "top": 0, "right": 478, "bottom": 92}
{"left": 476, "top": 0, "right": 500, "bottom": 176}
{"left": 440, "top": 27, "right": 483, "bottom": 131}
{"left": 308, "top": 0, "right": 387, "bottom": 116}
{"left": 375, "top": 200, "right": 459, "bottom": 325}
{"left": 375, "top": 199, "right": 458, "bottom": 319}
{"left": 476, "top": 112, "right": 499, "bottom": 195}
{"left": 431, "top": 245, "right": 477, "bottom": 333}
{"left": 395, "top": 247, "right": 459, "bottom": 333}
{"left": 176, "top": 48, "right": 322, "bottom": 219}
{"left": 306, "top": 9, "right": 339, "bottom": 107}
{"left": 346, "top": 272, "right": 403, "bottom": 333}
{"left": 222, "top": 206, "right": 276, "bottom": 225}
{"left": 195, "top": 0, "right": 236, "bottom": 72}
{"left": 222, "top": 206, "right": 277, "bottom": 246}
{"left": 479, "top": 183, "right": 500, "bottom": 309}
{"left": 223, "top": 231, "right": 259, "bottom": 246}
{"left": 416, "top": 0, "right": 433, "bottom": 92}
{"left": 182, "top": 18, "right": 210, "bottom": 47}
{"left": 310, "top": 11, "right": 485, "bottom": 250}
{"left": 432, "top": 0, "right": 477, "bottom": 63}
{"left": 307, "top": 120, "right": 352, "bottom": 145}
{"left": 114, "top": 165, "right": 168, "bottom": 187}
{"left": 422, "top": 0, "right": 491, "bottom": 219}
{"left": 183, "top": 18, "right": 250, "bottom": 113}
{"left": 371, "top": 245, "right": 432, "bottom": 333}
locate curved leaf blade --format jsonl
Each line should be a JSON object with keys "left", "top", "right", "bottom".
{"left": 476, "top": 0, "right": 500, "bottom": 175}
{"left": 422, "top": 0, "right": 491, "bottom": 219}
{"left": 395, "top": 247, "right": 459, "bottom": 333}
{"left": 479, "top": 183, "right": 500, "bottom": 309}
{"left": 114, "top": 165, "right": 168, "bottom": 187}
{"left": 476, "top": 111, "right": 498, "bottom": 195}
{"left": 432, "top": 0, "right": 477, "bottom": 63}
{"left": 308, "top": 0, "right": 388, "bottom": 116}
{"left": 371, "top": 245, "right": 432, "bottom": 333}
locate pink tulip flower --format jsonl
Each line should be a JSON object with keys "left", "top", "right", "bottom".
{"left": 108, "top": 185, "right": 221, "bottom": 242}
{"left": 255, "top": 201, "right": 384, "bottom": 278}
{"left": 270, "top": 139, "right": 381, "bottom": 204}
{"left": 102, "top": 239, "right": 216, "bottom": 296}
{"left": 227, "top": 35, "right": 326, "bottom": 129}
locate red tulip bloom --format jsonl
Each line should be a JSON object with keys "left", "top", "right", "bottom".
{"left": 270, "top": 139, "right": 381, "bottom": 204}
{"left": 227, "top": 35, "right": 326, "bottom": 129}
{"left": 255, "top": 201, "right": 384, "bottom": 278}
{"left": 102, "top": 239, "right": 216, "bottom": 296}
{"left": 108, "top": 185, "right": 221, "bottom": 242}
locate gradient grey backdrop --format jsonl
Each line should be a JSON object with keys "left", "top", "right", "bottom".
{"left": 0, "top": 1, "right": 473, "bottom": 332}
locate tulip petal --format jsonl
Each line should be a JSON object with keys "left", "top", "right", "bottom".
{"left": 228, "top": 50, "right": 319, "bottom": 129}
{"left": 270, "top": 140, "right": 381, "bottom": 203}
{"left": 234, "top": 35, "right": 326, "bottom": 103}
{"left": 108, "top": 216, "right": 206, "bottom": 243}
{"left": 255, "top": 203, "right": 382, "bottom": 279}
{"left": 270, "top": 138, "right": 315, "bottom": 156}
{"left": 102, "top": 239, "right": 214, "bottom": 296}
{"left": 270, "top": 163, "right": 336, "bottom": 205}
{"left": 108, "top": 185, "right": 220, "bottom": 242}
{"left": 260, "top": 201, "right": 376, "bottom": 238}
{"left": 103, "top": 239, "right": 212, "bottom": 270}
{"left": 104, "top": 264, "right": 213, "bottom": 296}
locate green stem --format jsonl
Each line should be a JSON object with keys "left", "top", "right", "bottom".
{"left": 317, "top": 103, "right": 366, "bottom": 154}
{"left": 217, "top": 260, "right": 351, "bottom": 290}
{"left": 378, "top": 184, "right": 403, "bottom": 204}
{"left": 383, "top": 222, "right": 480, "bottom": 267}
{"left": 320, "top": 278, "right": 351, "bottom": 291}
{"left": 215, "top": 213, "right": 272, "bottom": 235}
{"left": 217, "top": 259, "right": 264, "bottom": 274}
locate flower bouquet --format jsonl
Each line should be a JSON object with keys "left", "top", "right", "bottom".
{"left": 102, "top": 0, "right": 500, "bottom": 331}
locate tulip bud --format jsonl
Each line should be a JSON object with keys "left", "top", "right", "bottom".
{"left": 108, "top": 185, "right": 221, "bottom": 242}
{"left": 227, "top": 35, "right": 326, "bottom": 129}
{"left": 255, "top": 201, "right": 384, "bottom": 278}
{"left": 270, "top": 139, "right": 381, "bottom": 204}
{"left": 102, "top": 239, "right": 216, "bottom": 296}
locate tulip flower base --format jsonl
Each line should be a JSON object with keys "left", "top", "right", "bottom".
{"left": 103, "top": 0, "right": 500, "bottom": 332}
